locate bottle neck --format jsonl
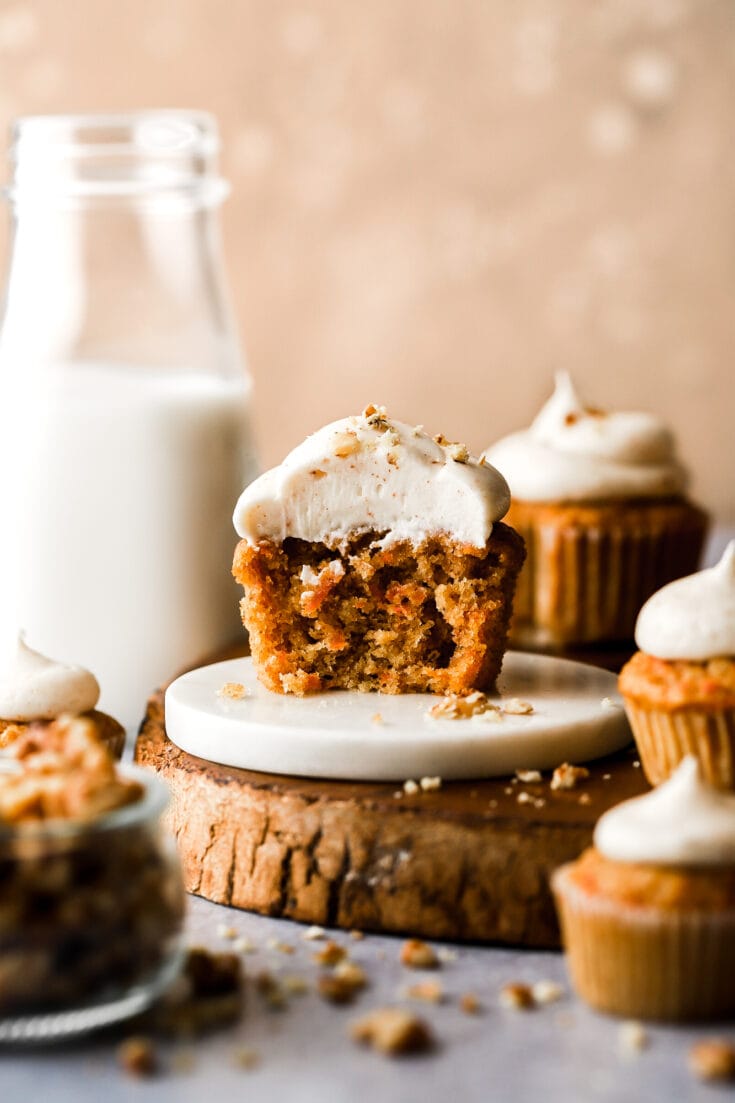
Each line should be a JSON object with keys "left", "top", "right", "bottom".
{"left": 0, "top": 113, "right": 244, "bottom": 379}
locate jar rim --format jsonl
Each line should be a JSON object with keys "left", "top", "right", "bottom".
{"left": 0, "top": 763, "right": 170, "bottom": 841}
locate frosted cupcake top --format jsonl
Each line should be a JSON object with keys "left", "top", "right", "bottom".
{"left": 483, "top": 373, "right": 687, "bottom": 502}
{"left": 595, "top": 756, "right": 735, "bottom": 866}
{"left": 0, "top": 634, "right": 100, "bottom": 722}
{"left": 233, "top": 406, "right": 510, "bottom": 549}
{"left": 635, "top": 542, "right": 735, "bottom": 661}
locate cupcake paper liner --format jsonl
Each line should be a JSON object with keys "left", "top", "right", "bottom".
{"left": 624, "top": 701, "right": 735, "bottom": 789}
{"left": 552, "top": 865, "right": 735, "bottom": 1021}
{"left": 509, "top": 501, "right": 707, "bottom": 647}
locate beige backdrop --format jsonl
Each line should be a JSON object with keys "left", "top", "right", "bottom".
{"left": 0, "top": 0, "right": 733, "bottom": 517}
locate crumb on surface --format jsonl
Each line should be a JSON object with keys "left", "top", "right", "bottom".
{"left": 404, "top": 980, "right": 443, "bottom": 1004}
{"left": 427, "top": 691, "right": 500, "bottom": 721}
{"left": 371, "top": 712, "right": 385, "bottom": 725}
{"left": 578, "top": 793, "right": 591, "bottom": 805}
{"left": 403, "top": 779, "right": 420, "bottom": 795}
{"left": 313, "top": 940, "right": 347, "bottom": 967}
{"left": 350, "top": 930, "right": 365, "bottom": 941}
{"left": 282, "top": 975, "right": 309, "bottom": 995}
{"left": 531, "top": 980, "right": 564, "bottom": 1006}
{"left": 118, "top": 1037, "right": 157, "bottom": 1078}
{"left": 551, "top": 763, "right": 590, "bottom": 791}
{"left": 619, "top": 1020, "right": 649, "bottom": 1055}
{"left": 217, "top": 924, "right": 238, "bottom": 940}
{"left": 515, "top": 769, "right": 542, "bottom": 783}
{"left": 688, "top": 1040, "right": 735, "bottom": 1082}
{"left": 217, "top": 682, "right": 248, "bottom": 700}
{"left": 419, "top": 776, "right": 442, "bottom": 792}
{"left": 400, "top": 939, "right": 439, "bottom": 969}
{"left": 499, "top": 982, "right": 535, "bottom": 1010}
{"left": 254, "top": 970, "right": 287, "bottom": 1010}
{"left": 302, "top": 925, "right": 326, "bottom": 941}
{"left": 350, "top": 1007, "right": 433, "bottom": 1056}
{"left": 600, "top": 697, "right": 617, "bottom": 710}
{"left": 517, "top": 791, "right": 533, "bottom": 805}
{"left": 232, "top": 1047, "right": 260, "bottom": 1070}
{"left": 459, "top": 992, "right": 481, "bottom": 1015}
{"left": 318, "top": 974, "right": 359, "bottom": 1005}
{"left": 437, "top": 947, "right": 458, "bottom": 963}
{"left": 267, "top": 938, "right": 294, "bottom": 954}
{"left": 503, "top": 699, "right": 534, "bottom": 716}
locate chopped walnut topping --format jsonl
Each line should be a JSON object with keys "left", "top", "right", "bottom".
{"left": 532, "top": 980, "right": 564, "bottom": 1005}
{"left": 499, "top": 982, "right": 535, "bottom": 1010}
{"left": 433, "top": 432, "right": 449, "bottom": 446}
{"left": 118, "top": 1037, "right": 157, "bottom": 1078}
{"left": 386, "top": 450, "right": 399, "bottom": 466}
{"left": 217, "top": 682, "right": 248, "bottom": 700}
{"left": 302, "top": 925, "right": 326, "bottom": 941}
{"left": 403, "top": 779, "right": 419, "bottom": 795}
{"left": 412, "top": 424, "right": 424, "bottom": 436}
{"left": 503, "top": 699, "right": 534, "bottom": 716}
{"left": 446, "top": 442, "right": 470, "bottom": 463}
{"left": 313, "top": 940, "right": 346, "bottom": 967}
{"left": 515, "top": 769, "right": 542, "bottom": 783}
{"left": 400, "top": 939, "right": 439, "bottom": 969}
{"left": 332, "top": 430, "right": 360, "bottom": 458}
{"left": 362, "top": 404, "right": 390, "bottom": 431}
{"left": 405, "top": 980, "right": 443, "bottom": 1004}
{"left": 419, "top": 776, "right": 442, "bottom": 792}
{"left": 427, "top": 691, "right": 499, "bottom": 720}
{"left": 309, "top": 468, "right": 327, "bottom": 479}
{"left": 619, "top": 1020, "right": 649, "bottom": 1055}
{"left": 350, "top": 1007, "right": 433, "bottom": 1055}
{"left": 688, "top": 1040, "right": 735, "bottom": 1082}
{"left": 460, "top": 993, "right": 481, "bottom": 1015}
{"left": 551, "top": 763, "right": 590, "bottom": 791}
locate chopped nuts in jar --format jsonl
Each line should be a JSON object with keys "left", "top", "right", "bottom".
{"left": 0, "top": 716, "right": 184, "bottom": 1020}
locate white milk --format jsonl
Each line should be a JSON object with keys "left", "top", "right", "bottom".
{"left": 0, "top": 363, "right": 257, "bottom": 727}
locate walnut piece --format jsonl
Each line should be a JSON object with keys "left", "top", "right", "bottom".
{"left": 400, "top": 939, "right": 439, "bottom": 969}
{"left": 499, "top": 982, "right": 535, "bottom": 1010}
{"left": 551, "top": 763, "right": 590, "bottom": 791}
{"left": 688, "top": 1040, "right": 735, "bottom": 1082}
{"left": 350, "top": 1007, "right": 433, "bottom": 1055}
{"left": 313, "top": 940, "right": 347, "bottom": 966}
{"left": 427, "top": 691, "right": 500, "bottom": 721}
{"left": 405, "top": 980, "right": 443, "bottom": 1004}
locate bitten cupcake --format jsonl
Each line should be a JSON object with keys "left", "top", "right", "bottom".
{"left": 552, "top": 757, "right": 735, "bottom": 1021}
{"left": 0, "top": 634, "right": 125, "bottom": 758}
{"left": 484, "top": 373, "right": 707, "bottom": 647}
{"left": 619, "top": 542, "right": 735, "bottom": 788}
{"left": 232, "top": 406, "right": 525, "bottom": 695}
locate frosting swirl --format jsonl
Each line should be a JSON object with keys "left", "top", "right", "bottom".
{"left": 233, "top": 407, "right": 510, "bottom": 549}
{"left": 483, "top": 373, "right": 687, "bottom": 502}
{"left": 595, "top": 756, "right": 735, "bottom": 866}
{"left": 0, "top": 634, "right": 100, "bottom": 722}
{"left": 635, "top": 541, "right": 735, "bottom": 660}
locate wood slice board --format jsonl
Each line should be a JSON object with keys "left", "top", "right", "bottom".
{"left": 135, "top": 644, "right": 647, "bottom": 949}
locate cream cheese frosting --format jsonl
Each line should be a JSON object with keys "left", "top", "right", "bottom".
{"left": 0, "top": 634, "right": 100, "bottom": 722}
{"left": 634, "top": 541, "right": 735, "bottom": 661}
{"left": 233, "top": 406, "right": 511, "bottom": 549}
{"left": 483, "top": 373, "right": 687, "bottom": 502}
{"left": 595, "top": 756, "right": 735, "bottom": 866}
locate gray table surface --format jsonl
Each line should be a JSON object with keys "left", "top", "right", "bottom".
{"left": 2, "top": 529, "right": 733, "bottom": 1102}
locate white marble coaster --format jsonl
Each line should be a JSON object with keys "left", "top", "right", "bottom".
{"left": 164, "top": 652, "right": 631, "bottom": 782}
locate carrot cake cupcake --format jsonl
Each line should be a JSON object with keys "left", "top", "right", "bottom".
{"left": 232, "top": 406, "right": 525, "bottom": 695}
{"left": 484, "top": 373, "right": 707, "bottom": 647}
{"left": 0, "top": 634, "right": 125, "bottom": 757}
{"left": 552, "top": 756, "right": 735, "bottom": 1020}
{"left": 619, "top": 541, "right": 735, "bottom": 788}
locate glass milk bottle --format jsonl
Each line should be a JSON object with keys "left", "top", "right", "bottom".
{"left": 0, "top": 113, "right": 257, "bottom": 726}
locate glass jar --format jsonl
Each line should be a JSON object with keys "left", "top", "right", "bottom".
{"left": 0, "top": 112, "right": 258, "bottom": 726}
{"left": 0, "top": 766, "right": 185, "bottom": 1042}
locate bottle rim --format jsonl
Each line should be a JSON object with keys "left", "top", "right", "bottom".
{"left": 5, "top": 109, "right": 228, "bottom": 203}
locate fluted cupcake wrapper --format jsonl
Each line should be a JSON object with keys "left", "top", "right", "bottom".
{"left": 624, "top": 701, "right": 735, "bottom": 790}
{"left": 508, "top": 501, "right": 707, "bottom": 647}
{"left": 552, "top": 865, "right": 735, "bottom": 1021}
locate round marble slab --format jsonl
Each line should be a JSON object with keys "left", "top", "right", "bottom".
{"left": 164, "top": 652, "right": 630, "bottom": 781}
